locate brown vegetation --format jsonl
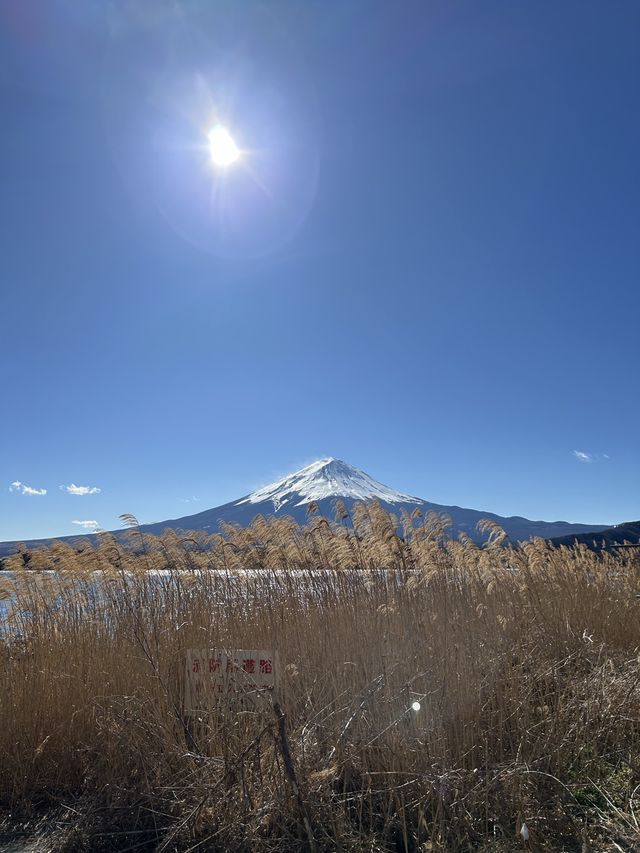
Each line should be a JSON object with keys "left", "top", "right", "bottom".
{"left": 1, "top": 504, "right": 639, "bottom": 851}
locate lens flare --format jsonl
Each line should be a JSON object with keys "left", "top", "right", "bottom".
{"left": 411, "top": 701, "right": 421, "bottom": 712}
{"left": 208, "top": 125, "right": 240, "bottom": 167}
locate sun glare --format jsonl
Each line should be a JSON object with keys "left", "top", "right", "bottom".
{"left": 208, "top": 124, "right": 240, "bottom": 168}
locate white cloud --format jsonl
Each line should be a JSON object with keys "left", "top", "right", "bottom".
{"left": 180, "top": 496, "right": 199, "bottom": 503}
{"left": 9, "top": 481, "right": 47, "bottom": 496}
{"left": 60, "top": 483, "right": 101, "bottom": 496}
{"left": 572, "top": 450, "right": 611, "bottom": 463}
{"left": 72, "top": 520, "right": 101, "bottom": 531}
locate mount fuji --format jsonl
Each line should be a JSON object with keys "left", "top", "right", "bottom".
{"left": 0, "top": 458, "right": 608, "bottom": 556}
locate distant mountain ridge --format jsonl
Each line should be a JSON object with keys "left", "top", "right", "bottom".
{"left": 0, "top": 457, "right": 609, "bottom": 557}
{"left": 550, "top": 519, "right": 640, "bottom": 550}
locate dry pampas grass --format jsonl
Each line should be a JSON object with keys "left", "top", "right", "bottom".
{"left": 0, "top": 503, "right": 639, "bottom": 851}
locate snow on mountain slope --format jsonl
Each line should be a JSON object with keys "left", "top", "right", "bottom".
{"left": 236, "top": 458, "right": 421, "bottom": 511}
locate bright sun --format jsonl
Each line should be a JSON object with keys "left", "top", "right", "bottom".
{"left": 208, "top": 124, "right": 240, "bottom": 168}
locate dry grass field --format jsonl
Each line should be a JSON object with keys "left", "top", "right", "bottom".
{"left": 0, "top": 504, "right": 639, "bottom": 851}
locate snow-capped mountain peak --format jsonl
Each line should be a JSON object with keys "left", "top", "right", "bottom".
{"left": 236, "top": 458, "right": 421, "bottom": 511}
{"left": 0, "top": 457, "right": 612, "bottom": 556}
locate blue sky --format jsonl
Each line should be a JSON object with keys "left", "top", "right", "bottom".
{"left": 1, "top": 0, "right": 639, "bottom": 541}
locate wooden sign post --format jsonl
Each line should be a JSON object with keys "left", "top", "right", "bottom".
{"left": 181, "top": 647, "right": 315, "bottom": 850}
